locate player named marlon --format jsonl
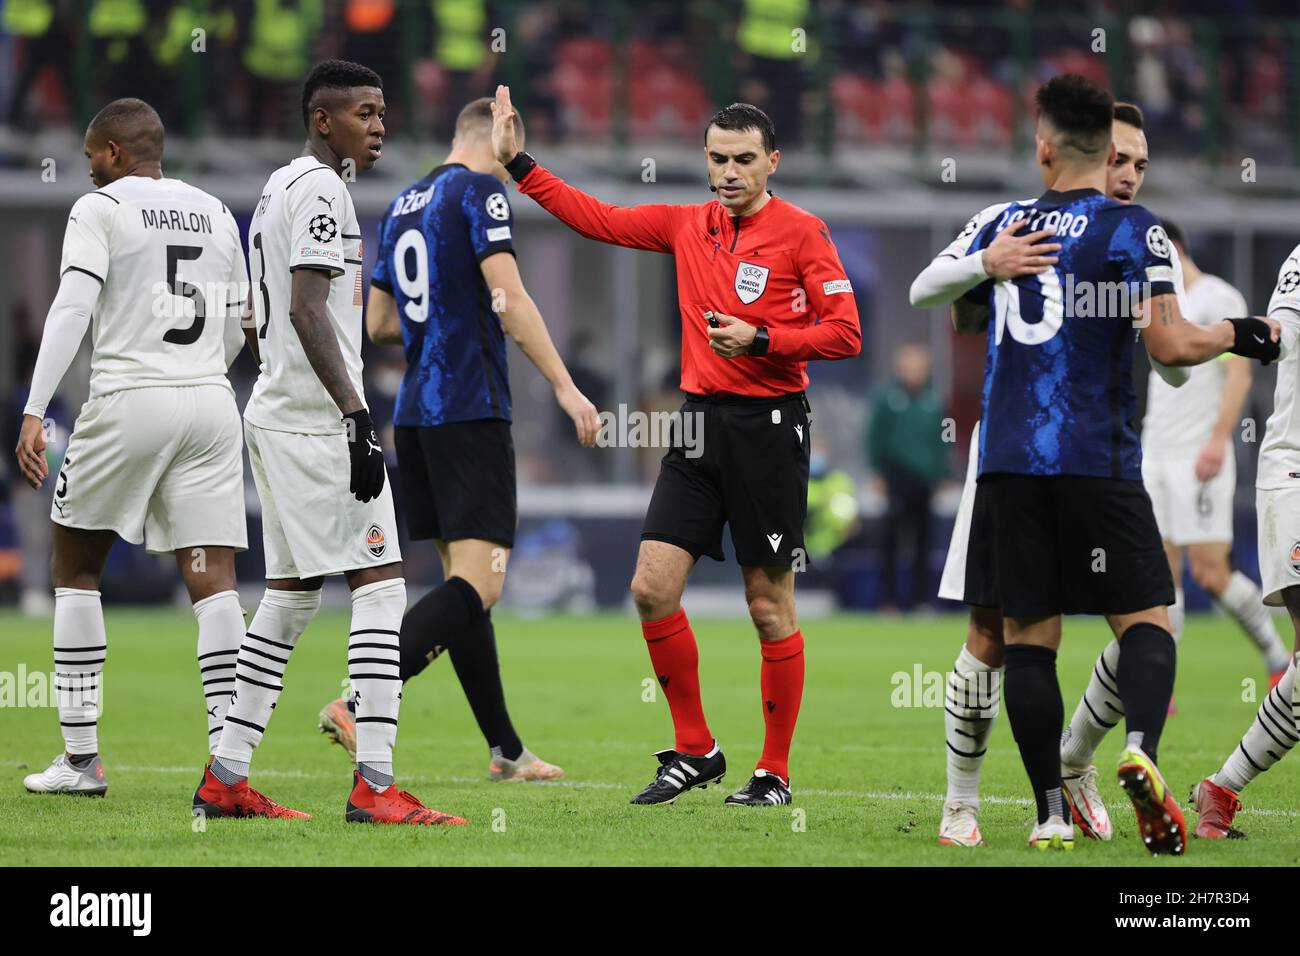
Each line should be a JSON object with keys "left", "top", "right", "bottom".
{"left": 491, "top": 86, "right": 860, "bottom": 807}
{"left": 14, "top": 98, "right": 251, "bottom": 799}
{"left": 194, "top": 60, "right": 461, "bottom": 825}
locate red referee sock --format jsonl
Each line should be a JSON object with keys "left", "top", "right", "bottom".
{"left": 641, "top": 609, "right": 713, "bottom": 755}
{"left": 757, "top": 630, "right": 805, "bottom": 782}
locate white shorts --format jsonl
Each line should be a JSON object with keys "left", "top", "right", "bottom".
{"left": 52, "top": 385, "right": 247, "bottom": 553}
{"left": 1141, "top": 451, "right": 1235, "bottom": 546}
{"left": 245, "top": 420, "right": 402, "bottom": 579}
{"left": 938, "top": 422, "right": 979, "bottom": 602}
{"left": 1255, "top": 486, "right": 1300, "bottom": 606}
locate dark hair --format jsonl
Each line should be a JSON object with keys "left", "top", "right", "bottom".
{"left": 706, "top": 102, "right": 776, "bottom": 153}
{"left": 301, "top": 59, "right": 383, "bottom": 130}
{"left": 87, "top": 97, "right": 164, "bottom": 161}
{"left": 1035, "top": 74, "right": 1114, "bottom": 157}
{"left": 1113, "top": 101, "right": 1145, "bottom": 130}
{"left": 1159, "top": 218, "right": 1185, "bottom": 250}
{"left": 455, "top": 96, "right": 523, "bottom": 140}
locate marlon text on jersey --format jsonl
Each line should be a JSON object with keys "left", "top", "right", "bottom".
{"left": 141, "top": 208, "right": 213, "bottom": 234}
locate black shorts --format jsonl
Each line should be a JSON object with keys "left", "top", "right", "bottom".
{"left": 964, "top": 473, "right": 1174, "bottom": 618}
{"left": 642, "top": 392, "right": 810, "bottom": 567}
{"left": 394, "top": 420, "right": 517, "bottom": 547}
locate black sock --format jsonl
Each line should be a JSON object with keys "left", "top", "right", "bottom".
{"left": 449, "top": 610, "right": 524, "bottom": 761}
{"left": 398, "top": 576, "right": 482, "bottom": 683}
{"left": 1002, "top": 643, "right": 1065, "bottom": 824}
{"left": 1116, "top": 622, "right": 1176, "bottom": 765}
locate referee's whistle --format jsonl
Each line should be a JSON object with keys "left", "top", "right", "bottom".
{"left": 704, "top": 310, "right": 720, "bottom": 328}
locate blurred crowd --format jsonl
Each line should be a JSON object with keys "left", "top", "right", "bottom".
{"left": 1, "top": 1, "right": 1297, "bottom": 157}
{"left": 3, "top": 0, "right": 1295, "bottom": 608}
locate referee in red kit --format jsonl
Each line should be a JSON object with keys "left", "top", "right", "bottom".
{"left": 491, "top": 86, "right": 861, "bottom": 806}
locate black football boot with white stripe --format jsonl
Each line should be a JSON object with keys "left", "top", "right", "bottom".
{"left": 724, "top": 769, "right": 791, "bottom": 806}
{"left": 629, "top": 742, "right": 726, "bottom": 805}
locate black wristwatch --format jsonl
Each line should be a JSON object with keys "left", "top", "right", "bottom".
{"left": 749, "top": 326, "right": 771, "bottom": 356}
{"left": 504, "top": 151, "right": 537, "bottom": 183}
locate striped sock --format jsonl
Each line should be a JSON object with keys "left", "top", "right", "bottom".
{"left": 1216, "top": 572, "right": 1291, "bottom": 674}
{"left": 193, "top": 590, "right": 243, "bottom": 755}
{"left": 1213, "top": 654, "right": 1298, "bottom": 792}
{"left": 52, "top": 588, "right": 106, "bottom": 756}
{"left": 213, "top": 588, "right": 320, "bottom": 776}
{"left": 1060, "top": 639, "right": 1124, "bottom": 768}
{"left": 350, "top": 579, "right": 406, "bottom": 790}
{"left": 944, "top": 645, "right": 1002, "bottom": 809}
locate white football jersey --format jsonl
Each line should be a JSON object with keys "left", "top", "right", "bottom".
{"left": 243, "top": 157, "right": 365, "bottom": 435}
{"left": 1142, "top": 251, "right": 1244, "bottom": 456}
{"left": 1258, "top": 244, "right": 1300, "bottom": 489}
{"left": 59, "top": 176, "right": 246, "bottom": 400}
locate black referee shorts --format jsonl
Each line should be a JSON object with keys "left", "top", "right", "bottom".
{"left": 964, "top": 473, "right": 1174, "bottom": 618}
{"left": 394, "top": 420, "right": 517, "bottom": 547}
{"left": 642, "top": 392, "right": 811, "bottom": 567}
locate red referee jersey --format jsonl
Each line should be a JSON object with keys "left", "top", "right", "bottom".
{"left": 517, "top": 165, "right": 861, "bottom": 397}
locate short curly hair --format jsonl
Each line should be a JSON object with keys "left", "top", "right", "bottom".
{"left": 301, "top": 59, "right": 383, "bottom": 131}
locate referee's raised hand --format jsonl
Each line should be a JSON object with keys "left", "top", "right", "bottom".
{"left": 556, "top": 383, "right": 600, "bottom": 448}
{"left": 490, "top": 85, "right": 519, "bottom": 166}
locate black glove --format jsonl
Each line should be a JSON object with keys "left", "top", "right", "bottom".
{"left": 1226, "top": 317, "right": 1281, "bottom": 365}
{"left": 343, "top": 408, "right": 385, "bottom": 503}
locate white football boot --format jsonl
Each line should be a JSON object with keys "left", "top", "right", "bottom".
{"left": 488, "top": 747, "right": 564, "bottom": 782}
{"left": 1061, "top": 763, "right": 1113, "bottom": 840}
{"left": 938, "top": 800, "right": 985, "bottom": 846}
{"left": 1027, "top": 814, "right": 1074, "bottom": 851}
{"left": 24, "top": 753, "right": 107, "bottom": 796}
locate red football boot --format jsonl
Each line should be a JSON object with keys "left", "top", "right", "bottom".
{"left": 193, "top": 767, "right": 311, "bottom": 819}
{"left": 1190, "top": 777, "right": 1243, "bottom": 839}
{"left": 345, "top": 771, "right": 467, "bottom": 826}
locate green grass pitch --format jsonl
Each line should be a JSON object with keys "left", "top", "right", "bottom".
{"left": 0, "top": 608, "right": 1296, "bottom": 866}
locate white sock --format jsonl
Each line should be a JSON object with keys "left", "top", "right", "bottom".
{"left": 1213, "top": 654, "right": 1299, "bottom": 792}
{"left": 944, "top": 645, "right": 1001, "bottom": 810}
{"left": 349, "top": 578, "right": 406, "bottom": 789}
{"left": 52, "top": 588, "right": 107, "bottom": 756}
{"left": 213, "top": 588, "right": 320, "bottom": 772}
{"left": 1061, "top": 638, "right": 1124, "bottom": 768}
{"left": 1217, "top": 572, "right": 1291, "bottom": 673}
{"left": 193, "top": 590, "right": 244, "bottom": 756}
{"left": 1169, "top": 587, "right": 1185, "bottom": 645}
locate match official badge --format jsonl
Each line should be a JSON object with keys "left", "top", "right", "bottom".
{"left": 734, "top": 261, "right": 770, "bottom": 304}
{"left": 366, "top": 524, "right": 387, "bottom": 558}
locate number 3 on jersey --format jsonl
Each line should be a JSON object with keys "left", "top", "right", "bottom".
{"left": 993, "top": 268, "right": 1064, "bottom": 346}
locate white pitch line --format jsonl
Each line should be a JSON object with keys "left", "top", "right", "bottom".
{"left": 2, "top": 760, "right": 1296, "bottom": 818}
